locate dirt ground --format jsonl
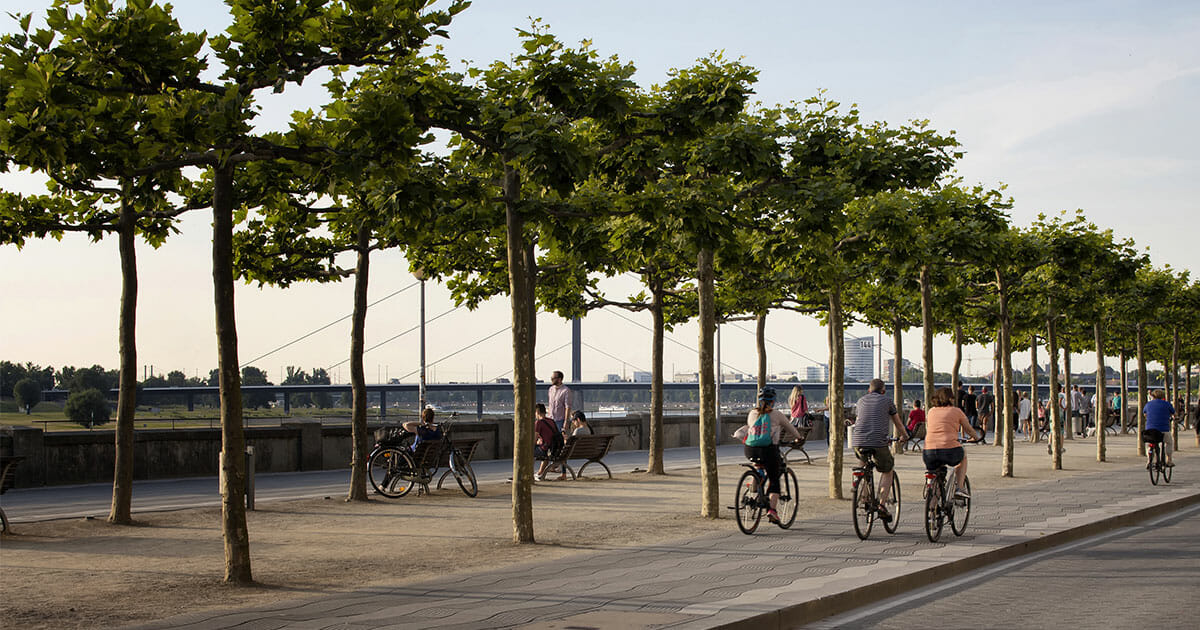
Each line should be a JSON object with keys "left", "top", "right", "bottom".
{"left": 0, "top": 433, "right": 1188, "bottom": 629}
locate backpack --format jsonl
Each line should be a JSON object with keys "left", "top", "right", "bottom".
{"left": 745, "top": 412, "right": 774, "bottom": 447}
{"left": 538, "top": 418, "right": 565, "bottom": 457}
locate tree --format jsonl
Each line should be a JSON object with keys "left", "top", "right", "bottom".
{"left": 770, "top": 100, "right": 960, "bottom": 498}
{"left": 65, "top": 388, "right": 111, "bottom": 428}
{"left": 13, "top": 377, "right": 41, "bottom": 413}
{"left": 240, "top": 367, "right": 274, "bottom": 410}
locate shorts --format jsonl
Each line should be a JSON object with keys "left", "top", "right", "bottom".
{"left": 1142, "top": 429, "right": 1164, "bottom": 444}
{"left": 744, "top": 444, "right": 783, "bottom": 494}
{"left": 923, "top": 447, "right": 965, "bottom": 472}
{"left": 535, "top": 446, "right": 552, "bottom": 460}
{"left": 853, "top": 446, "right": 894, "bottom": 474}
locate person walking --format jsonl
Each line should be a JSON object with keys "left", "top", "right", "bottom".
{"left": 1018, "top": 391, "right": 1032, "bottom": 438}
{"left": 976, "top": 386, "right": 994, "bottom": 444}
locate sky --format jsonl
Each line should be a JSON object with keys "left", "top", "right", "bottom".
{"left": 2, "top": 1, "right": 1197, "bottom": 385}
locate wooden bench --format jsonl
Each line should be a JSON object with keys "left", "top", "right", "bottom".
{"left": 406, "top": 438, "right": 481, "bottom": 494}
{"left": 788, "top": 425, "right": 813, "bottom": 464}
{"left": 550, "top": 434, "right": 617, "bottom": 480}
{"left": 1, "top": 455, "right": 25, "bottom": 533}
{"left": 906, "top": 423, "right": 926, "bottom": 453}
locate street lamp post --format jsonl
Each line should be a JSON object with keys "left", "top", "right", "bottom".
{"left": 413, "top": 268, "right": 427, "bottom": 411}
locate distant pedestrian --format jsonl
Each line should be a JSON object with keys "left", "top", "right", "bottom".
{"left": 976, "top": 387, "right": 994, "bottom": 443}
{"left": 547, "top": 370, "right": 573, "bottom": 434}
{"left": 1071, "top": 386, "right": 1085, "bottom": 435}
{"left": 962, "top": 386, "right": 978, "bottom": 430}
{"left": 788, "top": 385, "right": 810, "bottom": 426}
{"left": 1018, "top": 392, "right": 1032, "bottom": 437}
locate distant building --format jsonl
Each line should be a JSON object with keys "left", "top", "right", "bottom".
{"left": 844, "top": 336, "right": 874, "bottom": 382}
{"left": 884, "top": 358, "right": 913, "bottom": 381}
{"left": 674, "top": 372, "right": 699, "bottom": 383}
{"left": 805, "top": 365, "right": 828, "bottom": 382}
{"left": 632, "top": 371, "right": 652, "bottom": 383}
{"left": 774, "top": 371, "right": 799, "bottom": 382}
{"left": 604, "top": 374, "right": 622, "bottom": 383}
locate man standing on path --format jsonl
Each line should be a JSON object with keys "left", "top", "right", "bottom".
{"left": 976, "top": 386, "right": 994, "bottom": 443}
{"left": 851, "top": 379, "right": 907, "bottom": 522}
{"left": 1071, "top": 386, "right": 1085, "bottom": 436}
{"left": 962, "top": 385, "right": 979, "bottom": 434}
{"left": 547, "top": 370, "right": 573, "bottom": 434}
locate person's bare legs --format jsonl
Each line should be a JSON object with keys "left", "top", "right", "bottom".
{"left": 878, "top": 470, "right": 894, "bottom": 505}
{"left": 955, "top": 458, "right": 969, "bottom": 494}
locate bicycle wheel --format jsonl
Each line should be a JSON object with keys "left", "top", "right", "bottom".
{"left": 449, "top": 449, "right": 478, "bottom": 497}
{"left": 951, "top": 476, "right": 971, "bottom": 536}
{"left": 852, "top": 474, "right": 875, "bottom": 540}
{"left": 369, "top": 447, "right": 415, "bottom": 498}
{"left": 882, "top": 473, "right": 901, "bottom": 534}
{"left": 1149, "top": 445, "right": 1160, "bottom": 485}
{"left": 924, "top": 481, "right": 944, "bottom": 542}
{"left": 776, "top": 468, "right": 800, "bottom": 529}
{"left": 735, "top": 470, "right": 763, "bottom": 535}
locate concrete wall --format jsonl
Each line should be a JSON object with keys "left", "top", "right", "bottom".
{"left": 1, "top": 413, "right": 751, "bottom": 488}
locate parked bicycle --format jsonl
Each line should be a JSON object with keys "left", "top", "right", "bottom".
{"left": 923, "top": 442, "right": 979, "bottom": 543}
{"left": 368, "top": 412, "right": 478, "bottom": 498}
{"left": 1147, "top": 433, "right": 1172, "bottom": 486}
{"left": 851, "top": 439, "right": 901, "bottom": 540}
{"left": 732, "top": 443, "right": 802, "bottom": 534}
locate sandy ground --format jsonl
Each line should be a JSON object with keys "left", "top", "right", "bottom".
{"left": 0, "top": 433, "right": 1189, "bottom": 629}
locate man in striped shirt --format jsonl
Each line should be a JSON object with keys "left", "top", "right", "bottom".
{"left": 851, "top": 379, "right": 908, "bottom": 521}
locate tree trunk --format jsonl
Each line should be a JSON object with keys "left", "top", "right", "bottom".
{"left": 993, "top": 332, "right": 1002, "bottom": 448}
{"left": 1137, "top": 324, "right": 1147, "bottom": 457}
{"left": 997, "top": 269, "right": 1014, "bottom": 477}
{"left": 504, "top": 164, "right": 537, "bottom": 543}
{"left": 892, "top": 315, "right": 904, "bottom": 455}
{"left": 1047, "top": 314, "right": 1063, "bottom": 469}
{"left": 1119, "top": 348, "right": 1129, "bottom": 434}
{"left": 1029, "top": 337, "right": 1039, "bottom": 444}
{"left": 1064, "top": 338, "right": 1074, "bottom": 441}
{"left": 920, "top": 265, "right": 935, "bottom": 412}
{"left": 647, "top": 278, "right": 666, "bottom": 475}
{"left": 756, "top": 312, "right": 767, "bottom": 390}
{"left": 346, "top": 225, "right": 371, "bottom": 501}
{"left": 1095, "top": 322, "right": 1107, "bottom": 462}
{"left": 827, "top": 285, "right": 846, "bottom": 499}
{"left": 952, "top": 324, "right": 963, "bottom": 394}
{"left": 697, "top": 248, "right": 720, "bottom": 517}
{"left": 109, "top": 195, "right": 137, "bottom": 525}
{"left": 213, "top": 164, "right": 252, "bottom": 584}
{"left": 1171, "top": 328, "right": 1180, "bottom": 450}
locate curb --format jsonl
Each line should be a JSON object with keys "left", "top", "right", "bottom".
{"left": 721, "top": 490, "right": 1200, "bottom": 630}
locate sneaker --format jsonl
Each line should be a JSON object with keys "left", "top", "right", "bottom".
{"left": 877, "top": 506, "right": 892, "bottom": 523}
{"left": 534, "top": 473, "right": 543, "bottom": 481}
{"left": 1166, "top": 461, "right": 1175, "bottom": 468}
{"left": 766, "top": 509, "right": 781, "bottom": 525}
{"left": 954, "top": 488, "right": 971, "bottom": 500}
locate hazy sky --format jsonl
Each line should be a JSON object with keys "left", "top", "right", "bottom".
{"left": 2, "top": 1, "right": 1196, "bottom": 384}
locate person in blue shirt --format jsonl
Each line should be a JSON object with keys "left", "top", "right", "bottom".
{"left": 403, "top": 407, "right": 443, "bottom": 452}
{"left": 1142, "top": 389, "right": 1175, "bottom": 468}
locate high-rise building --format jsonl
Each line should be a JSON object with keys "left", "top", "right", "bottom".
{"left": 632, "top": 371, "right": 652, "bottom": 383}
{"left": 885, "top": 358, "right": 913, "bottom": 380}
{"left": 805, "top": 365, "right": 828, "bottom": 382}
{"left": 844, "top": 336, "right": 875, "bottom": 382}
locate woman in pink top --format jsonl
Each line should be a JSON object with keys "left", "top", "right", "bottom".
{"left": 923, "top": 387, "right": 979, "bottom": 498}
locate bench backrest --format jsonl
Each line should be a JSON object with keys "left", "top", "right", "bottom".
{"left": 561, "top": 434, "right": 615, "bottom": 461}
{"left": 0, "top": 456, "right": 23, "bottom": 494}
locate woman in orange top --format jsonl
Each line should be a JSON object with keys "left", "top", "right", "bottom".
{"left": 923, "top": 387, "right": 980, "bottom": 498}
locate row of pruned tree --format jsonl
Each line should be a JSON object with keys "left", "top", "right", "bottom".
{"left": 2, "top": 1, "right": 1196, "bottom": 585}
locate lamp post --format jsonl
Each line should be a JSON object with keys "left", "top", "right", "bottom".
{"left": 413, "top": 267, "right": 427, "bottom": 411}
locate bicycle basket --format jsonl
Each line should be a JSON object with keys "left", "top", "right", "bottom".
{"left": 374, "top": 425, "right": 409, "bottom": 446}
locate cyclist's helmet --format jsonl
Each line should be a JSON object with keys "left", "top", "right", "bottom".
{"left": 758, "top": 387, "right": 777, "bottom": 404}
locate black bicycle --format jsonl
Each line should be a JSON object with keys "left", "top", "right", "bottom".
{"left": 924, "top": 464, "right": 970, "bottom": 543}
{"left": 1146, "top": 434, "right": 1172, "bottom": 486}
{"left": 851, "top": 441, "right": 901, "bottom": 540}
{"left": 368, "top": 413, "right": 478, "bottom": 498}
{"left": 732, "top": 444, "right": 802, "bottom": 535}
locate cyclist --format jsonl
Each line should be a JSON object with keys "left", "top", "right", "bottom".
{"left": 850, "top": 379, "right": 908, "bottom": 522}
{"left": 1143, "top": 389, "right": 1175, "bottom": 468}
{"left": 733, "top": 387, "right": 804, "bottom": 525}
{"left": 924, "top": 387, "right": 980, "bottom": 499}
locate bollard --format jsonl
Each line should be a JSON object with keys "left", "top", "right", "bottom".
{"left": 218, "top": 446, "right": 256, "bottom": 511}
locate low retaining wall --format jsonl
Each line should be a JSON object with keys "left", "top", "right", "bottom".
{"left": 1, "top": 413, "right": 754, "bottom": 488}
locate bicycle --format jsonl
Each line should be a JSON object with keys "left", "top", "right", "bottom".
{"left": 731, "top": 443, "right": 802, "bottom": 535}
{"left": 923, "top": 443, "right": 978, "bottom": 543}
{"left": 1146, "top": 434, "right": 1172, "bottom": 486}
{"left": 368, "top": 425, "right": 416, "bottom": 498}
{"left": 851, "top": 440, "right": 902, "bottom": 540}
{"left": 368, "top": 413, "right": 478, "bottom": 498}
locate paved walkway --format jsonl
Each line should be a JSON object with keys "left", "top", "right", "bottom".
{"left": 131, "top": 447, "right": 1199, "bottom": 630}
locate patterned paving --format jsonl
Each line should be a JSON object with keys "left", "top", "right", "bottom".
{"left": 133, "top": 460, "right": 1198, "bottom": 630}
